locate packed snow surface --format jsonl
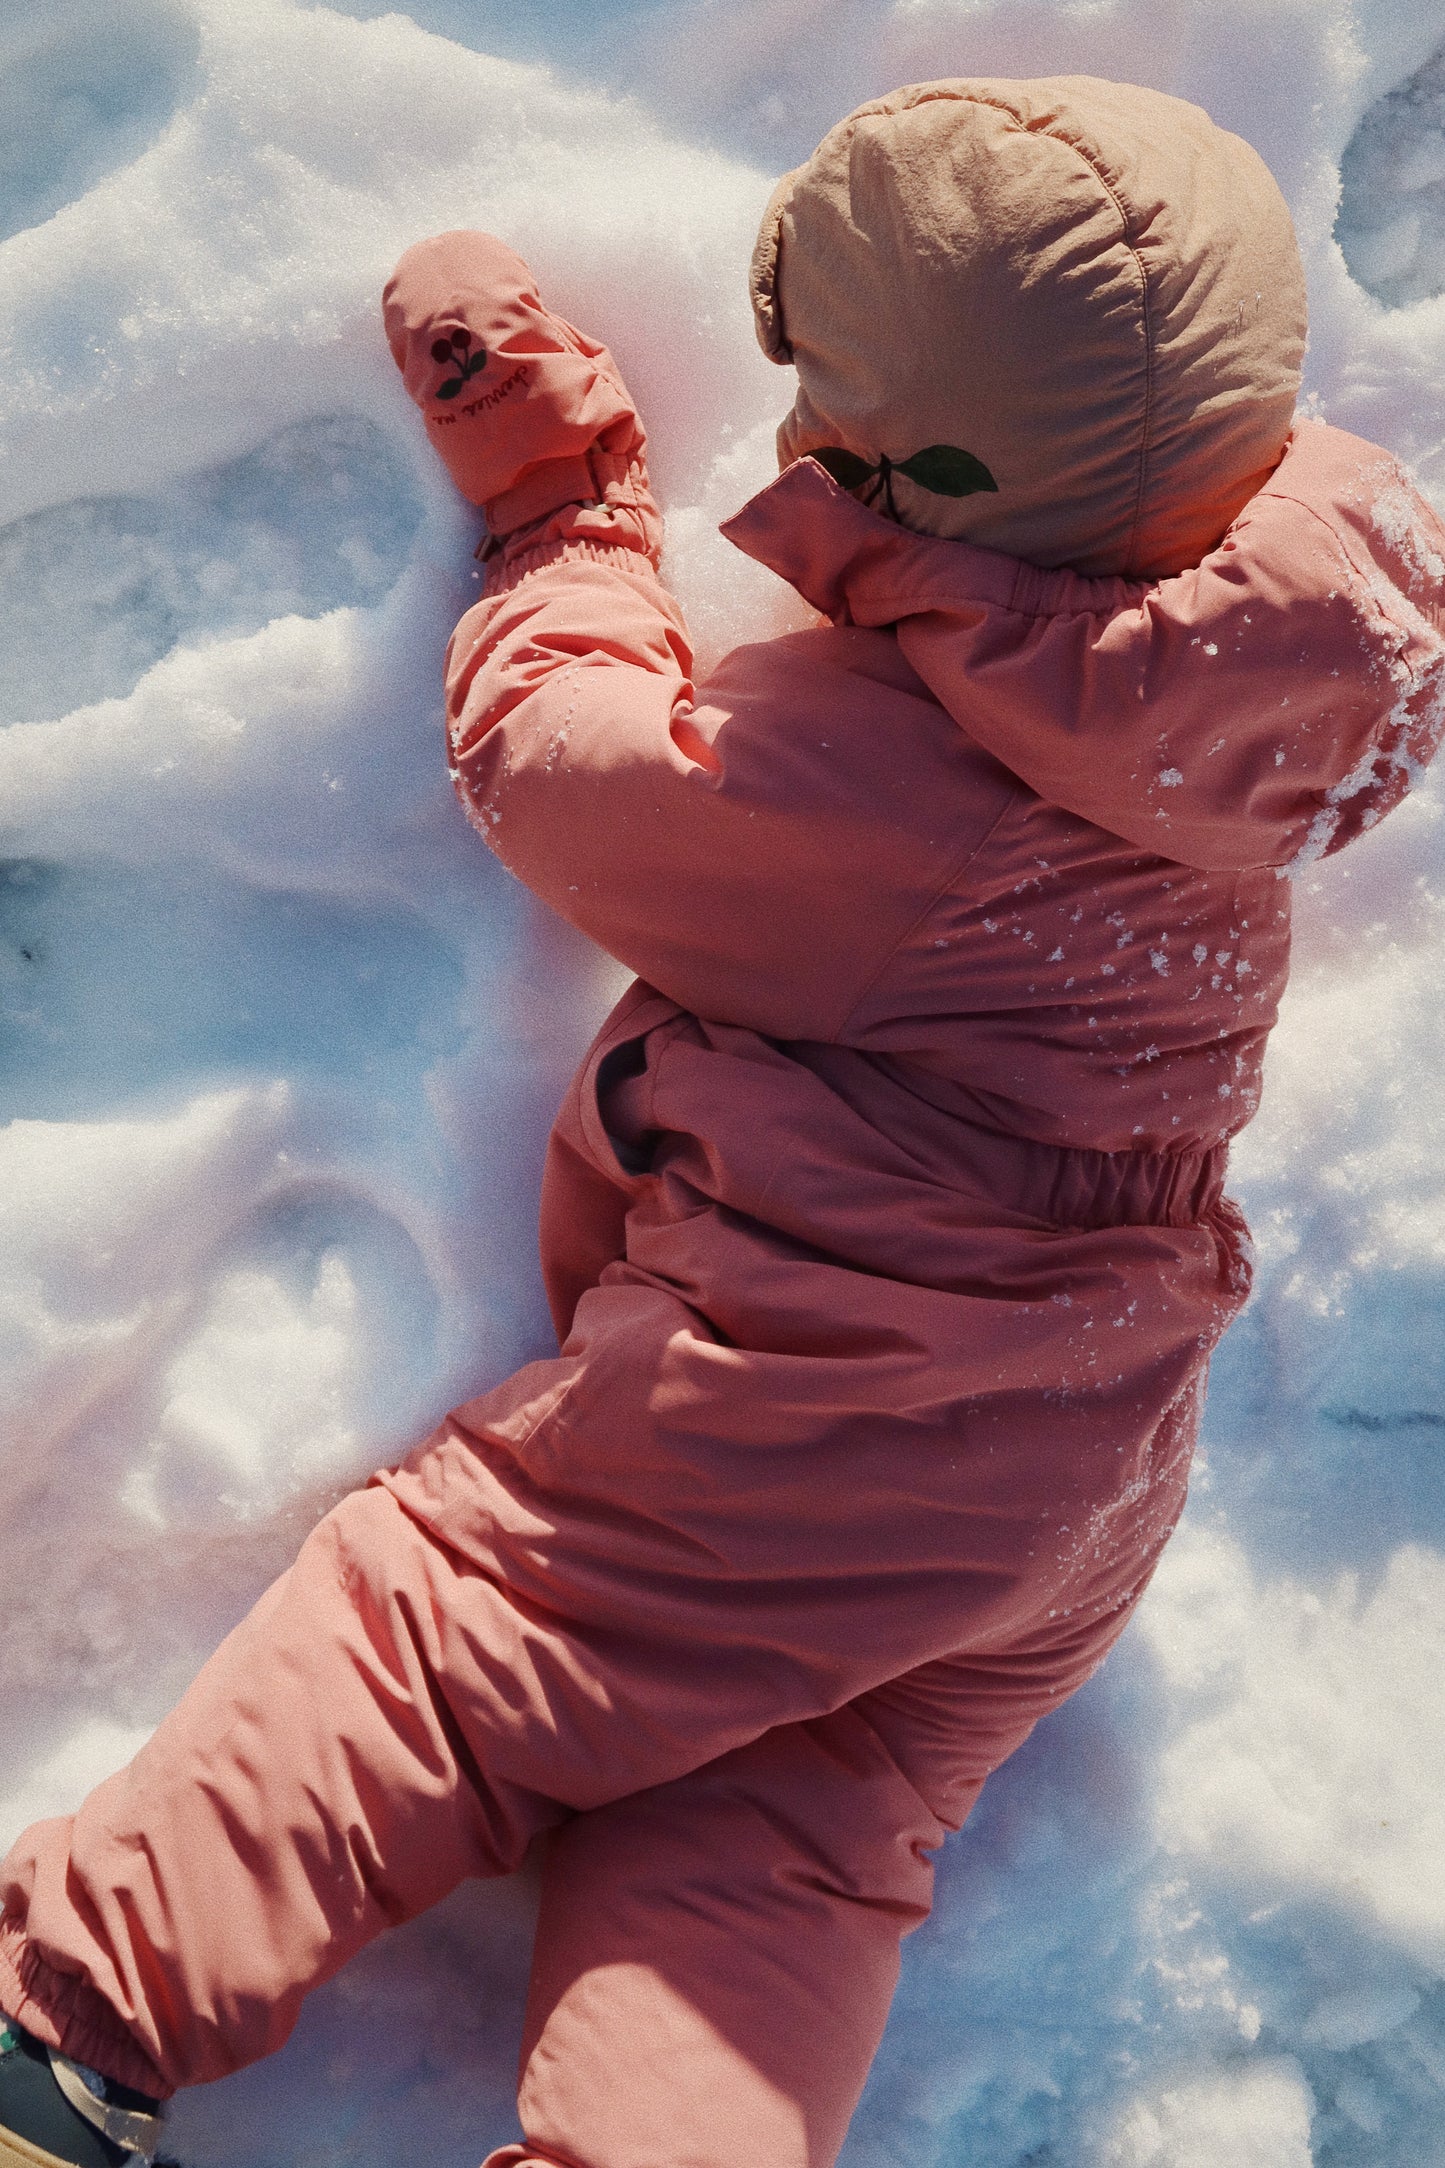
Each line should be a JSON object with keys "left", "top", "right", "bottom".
{"left": 3, "top": 0, "right": 1445, "bottom": 2161}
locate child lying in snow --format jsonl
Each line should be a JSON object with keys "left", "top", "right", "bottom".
{"left": 2, "top": 73, "right": 1444, "bottom": 2168}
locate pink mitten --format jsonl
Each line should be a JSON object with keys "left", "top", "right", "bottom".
{"left": 382, "top": 231, "right": 660, "bottom": 560}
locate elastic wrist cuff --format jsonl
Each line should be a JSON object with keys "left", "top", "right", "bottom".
{"left": 485, "top": 452, "right": 600, "bottom": 539}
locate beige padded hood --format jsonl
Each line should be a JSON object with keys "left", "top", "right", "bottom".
{"left": 750, "top": 77, "right": 1307, "bottom": 577}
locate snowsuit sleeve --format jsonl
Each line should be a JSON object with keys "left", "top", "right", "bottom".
{"left": 382, "top": 229, "right": 1014, "bottom": 1042}
{"left": 441, "top": 527, "right": 1015, "bottom": 1043}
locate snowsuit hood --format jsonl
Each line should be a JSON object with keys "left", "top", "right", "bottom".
{"left": 751, "top": 76, "right": 1307, "bottom": 578}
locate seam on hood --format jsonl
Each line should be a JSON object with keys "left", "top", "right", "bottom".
{"left": 949, "top": 89, "right": 1157, "bottom": 575}
{"left": 1106, "top": 176, "right": 1153, "bottom": 574}
{"left": 750, "top": 168, "right": 797, "bottom": 364}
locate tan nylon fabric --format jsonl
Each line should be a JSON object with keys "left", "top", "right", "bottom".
{"left": 750, "top": 76, "right": 1307, "bottom": 576}
{"left": 0, "top": 2126, "right": 79, "bottom": 2168}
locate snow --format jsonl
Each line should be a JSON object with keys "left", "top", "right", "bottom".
{"left": 2, "top": 0, "right": 1445, "bottom": 2162}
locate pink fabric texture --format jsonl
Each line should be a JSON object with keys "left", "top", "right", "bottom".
{"left": 381, "top": 229, "right": 662, "bottom": 561}
{"left": 2, "top": 230, "right": 1443, "bottom": 2165}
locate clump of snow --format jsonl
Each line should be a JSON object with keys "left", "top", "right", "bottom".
{"left": 1095, "top": 2058, "right": 1315, "bottom": 2168}
{"left": 4, "top": 2, "right": 1445, "bottom": 2164}
{"left": 1145, "top": 1530, "right": 1445, "bottom": 1969}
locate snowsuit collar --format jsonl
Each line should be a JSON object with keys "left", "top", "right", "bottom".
{"left": 721, "top": 422, "right": 1445, "bottom": 875}
{"left": 721, "top": 449, "right": 1041, "bottom": 625}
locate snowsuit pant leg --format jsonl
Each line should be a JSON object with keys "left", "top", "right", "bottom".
{"left": 484, "top": 1621, "right": 1145, "bottom": 2168}
{"left": 491, "top": 1709, "right": 946, "bottom": 2168}
{"left": 0, "top": 1483, "right": 574, "bottom": 2096}
{"left": 0, "top": 1460, "right": 1164, "bottom": 2131}
{"left": 0, "top": 1494, "right": 971, "bottom": 2115}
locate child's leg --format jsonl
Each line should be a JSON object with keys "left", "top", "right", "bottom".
{"left": 489, "top": 1632, "right": 1121, "bottom": 2168}
{"left": 0, "top": 1303, "right": 1195, "bottom": 2101}
{"left": 492, "top": 1708, "right": 942, "bottom": 2168}
{"left": 0, "top": 1485, "right": 570, "bottom": 2096}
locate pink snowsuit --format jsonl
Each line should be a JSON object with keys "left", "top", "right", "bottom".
{"left": 3, "top": 227, "right": 1445, "bottom": 2168}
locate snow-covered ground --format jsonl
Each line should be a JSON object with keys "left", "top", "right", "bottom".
{"left": 2, "top": 1, "right": 1445, "bottom": 2161}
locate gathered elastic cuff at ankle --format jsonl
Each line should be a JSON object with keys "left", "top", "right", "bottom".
{"left": 0, "top": 1920, "right": 172, "bottom": 2101}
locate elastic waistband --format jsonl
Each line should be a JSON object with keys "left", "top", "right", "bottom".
{"left": 791, "top": 1043, "right": 1229, "bottom": 1233}
{"left": 588, "top": 996, "right": 1234, "bottom": 1239}
{"left": 1021, "top": 1129, "right": 1226, "bottom": 1232}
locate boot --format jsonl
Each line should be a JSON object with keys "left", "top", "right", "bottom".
{"left": 0, "top": 2023, "right": 165, "bottom": 2168}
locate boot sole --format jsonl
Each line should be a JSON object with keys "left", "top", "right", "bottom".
{"left": 0, "top": 2125, "right": 90, "bottom": 2168}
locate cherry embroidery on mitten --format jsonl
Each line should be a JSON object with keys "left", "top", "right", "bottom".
{"left": 433, "top": 328, "right": 488, "bottom": 399}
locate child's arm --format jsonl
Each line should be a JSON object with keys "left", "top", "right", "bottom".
{"left": 442, "top": 544, "right": 1012, "bottom": 1044}
{"left": 385, "top": 234, "right": 1010, "bottom": 1041}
